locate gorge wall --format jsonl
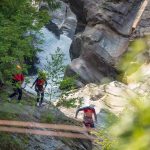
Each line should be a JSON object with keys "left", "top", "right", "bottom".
{"left": 64, "top": 0, "right": 149, "bottom": 86}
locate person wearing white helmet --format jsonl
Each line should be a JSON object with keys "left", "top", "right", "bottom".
{"left": 75, "top": 97, "right": 97, "bottom": 128}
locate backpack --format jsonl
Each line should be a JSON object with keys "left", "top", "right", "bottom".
{"left": 36, "top": 79, "right": 45, "bottom": 86}
{"left": 13, "top": 74, "right": 24, "bottom": 82}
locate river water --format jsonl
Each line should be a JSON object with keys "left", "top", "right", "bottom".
{"left": 25, "top": 2, "right": 77, "bottom": 101}
{"left": 25, "top": 27, "right": 72, "bottom": 100}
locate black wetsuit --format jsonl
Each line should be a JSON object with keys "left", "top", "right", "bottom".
{"left": 32, "top": 78, "right": 47, "bottom": 106}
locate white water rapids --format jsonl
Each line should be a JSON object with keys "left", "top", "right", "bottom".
{"left": 25, "top": 27, "right": 72, "bottom": 101}
{"left": 24, "top": 1, "right": 77, "bottom": 101}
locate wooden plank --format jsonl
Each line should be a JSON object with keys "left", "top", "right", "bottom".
{"left": 0, "top": 126, "right": 96, "bottom": 140}
{"left": 0, "top": 120, "right": 92, "bottom": 132}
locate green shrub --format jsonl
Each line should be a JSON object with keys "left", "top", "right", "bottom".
{"left": 95, "top": 98, "right": 150, "bottom": 150}
{"left": 111, "top": 98, "right": 150, "bottom": 150}
{"left": 41, "top": 112, "right": 54, "bottom": 123}
{"left": 56, "top": 98, "right": 78, "bottom": 108}
{"left": 0, "top": 133, "right": 24, "bottom": 150}
{"left": 59, "top": 76, "right": 76, "bottom": 91}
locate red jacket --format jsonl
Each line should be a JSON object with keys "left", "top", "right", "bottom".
{"left": 13, "top": 74, "right": 24, "bottom": 83}
{"left": 75, "top": 106, "right": 97, "bottom": 122}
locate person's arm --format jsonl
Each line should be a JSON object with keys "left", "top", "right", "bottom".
{"left": 21, "top": 74, "right": 24, "bottom": 84}
{"left": 31, "top": 78, "right": 38, "bottom": 88}
{"left": 75, "top": 107, "right": 84, "bottom": 118}
{"left": 44, "top": 80, "right": 47, "bottom": 88}
{"left": 93, "top": 109, "right": 97, "bottom": 123}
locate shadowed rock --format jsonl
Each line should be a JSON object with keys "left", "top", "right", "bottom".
{"left": 45, "top": 21, "right": 61, "bottom": 39}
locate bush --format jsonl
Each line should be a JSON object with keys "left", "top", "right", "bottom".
{"left": 59, "top": 76, "right": 76, "bottom": 91}
{"left": 41, "top": 112, "right": 54, "bottom": 123}
{"left": 0, "top": 133, "right": 24, "bottom": 150}
{"left": 56, "top": 98, "right": 78, "bottom": 108}
{"left": 111, "top": 98, "right": 150, "bottom": 150}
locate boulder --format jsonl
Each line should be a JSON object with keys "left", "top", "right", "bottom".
{"left": 66, "top": 0, "right": 150, "bottom": 85}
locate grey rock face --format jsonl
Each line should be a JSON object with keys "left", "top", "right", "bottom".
{"left": 51, "top": 0, "right": 77, "bottom": 39}
{"left": 66, "top": 0, "right": 148, "bottom": 86}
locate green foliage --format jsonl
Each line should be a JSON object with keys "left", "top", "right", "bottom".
{"left": 43, "top": 48, "right": 78, "bottom": 104}
{"left": 0, "top": 133, "right": 24, "bottom": 150}
{"left": 93, "top": 109, "right": 118, "bottom": 150}
{"left": 95, "top": 99, "right": 150, "bottom": 150}
{"left": 41, "top": 112, "right": 54, "bottom": 123}
{"left": 58, "top": 76, "right": 78, "bottom": 108}
{"left": 59, "top": 76, "right": 77, "bottom": 91}
{"left": 34, "top": 0, "right": 60, "bottom": 11}
{"left": 45, "top": 47, "right": 66, "bottom": 100}
{"left": 110, "top": 98, "right": 150, "bottom": 150}
{"left": 46, "top": 0, "right": 61, "bottom": 10}
{"left": 0, "top": 0, "right": 58, "bottom": 82}
{"left": 45, "top": 47, "right": 66, "bottom": 83}
{"left": 117, "top": 38, "right": 148, "bottom": 82}
{"left": 94, "top": 130, "right": 116, "bottom": 150}
{"left": 56, "top": 98, "right": 78, "bottom": 108}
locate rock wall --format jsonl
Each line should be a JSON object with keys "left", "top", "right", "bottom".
{"left": 65, "top": 0, "right": 150, "bottom": 86}
{"left": 40, "top": 0, "right": 77, "bottom": 39}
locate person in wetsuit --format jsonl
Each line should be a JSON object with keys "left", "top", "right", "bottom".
{"left": 8, "top": 65, "right": 24, "bottom": 102}
{"left": 75, "top": 105, "right": 97, "bottom": 128}
{"left": 31, "top": 71, "right": 47, "bottom": 107}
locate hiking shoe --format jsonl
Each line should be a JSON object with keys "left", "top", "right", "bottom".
{"left": 39, "top": 102, "right": 43, "bottom": 107}
{"left": 36, "top": 102, "right": 40, "bottom": 107}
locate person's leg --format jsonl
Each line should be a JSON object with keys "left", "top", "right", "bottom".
{"left": 35, "top": 86, "right": 40, "bottom": 104}
{"left": 39, "top": 92, "right": 44, "bottom": 106}
{"left": 37, "top": 91, "right": 40, "bottom": 103}
{"left": 17, "top": 88, "right": 22, "bottom": 101}
{"left": 83, "top": 122, "right": 91, "bottom": 135}
{"left": 9, "top": 89, "right": 17, "bottom": 99}
{"left": 9, "top": 80, "right": 18, "bottom": 100}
